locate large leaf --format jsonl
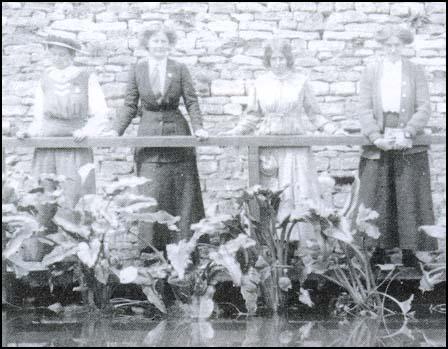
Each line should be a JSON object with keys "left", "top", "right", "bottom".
{"left": 278, "top": 276, "right": 292, "bottom": 292}
{"left": 209, "top": 248, "right": 242, "bottom": 286}
{"left": 166, "top": 239, "right": 194, "bottom": 280}
{"left": 94, "top": 259, "right": 110, "bottom": 284}
{"left": 419, "top": 225, "right": 446, "bottom": 240}
{"left": 3, "top": 229, "right": 34, "bottom": 259}
{"left": 105, "top": 176, "right": 151, "bottom": 196}
{"left": 240, "top": 267, "right": 260, "bottom": 314}
{"left": 3, "top": 213, "right": 41, "bottom": 233}
{"left": 419, "top": 267, "right": 446, "bottom": 293}
{"left": 115, "top": 202, "right": 158, "bottom": 214}
{"left": 119, "top": 266, "right": 139, "bottom": 284}
{"left": 222, "top": 234, "right": 256, "bottom": 254}
{"left": 115, "top": 193, "right": 158, "bottom": 207}
{"left": 77, "top": 239, "right": 101, "bottom": 268}
{"left": 54, "top": 216, "right": 91, "bottom": 240}
{"left": 190, "top": 286, "right": 215, "bottom": 319}
{"left": 46, "top": 232, "right": 79, "bottom": 249}
{"left": 42, "top": 245, "right": 79, "bottom": 266}
{"left": 143, "top": 286, "right": 167, "bottom": 313}
{"left": 143, "top": 321, "right": 167, "bottom": 346}
{"left": 323, "top": 226, "right": 353, "bottom": 244}
{"left": 355, "top": 204, "right": 381, "bottom": 239}
{"left": 128, "top": 211, "right": 180, "bottom": 231}
{"left": 397, "top": 294, "right": 414, "bottom": 316}
{"left": 78, "top": 163, "right": 95, "bottom": 185}
{"left": 298, "top": 288, "right": 314, "bottom": 308}
{"left": 190, "top": 215, "right": 232, "bottom": 235}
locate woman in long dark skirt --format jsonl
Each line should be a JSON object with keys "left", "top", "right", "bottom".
{"left": 356, "top": 25, "right": 437, "bottom": 267}
{"left": 106, "top": 24, "right": 208, "bottom": 253}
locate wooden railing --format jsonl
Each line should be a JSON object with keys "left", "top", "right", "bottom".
{"left": 1, "top": 134, "right": 446, "bottom": 303}
{"left": 3, "top": 134, "right": 446, "bottom": 185}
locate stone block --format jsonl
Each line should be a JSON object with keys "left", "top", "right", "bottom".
{"left": 236, "top": 3, "right": 267, "bottom": 12}
{"left": 308, "top": 40, "right": 345, "bottom": 51}
{"left": 335, "top": 2, "right": 355, "bottom": 11}
{"left": 267, "top": 2, "right": 290, "bottom": 11}
{"left": 51, "top": 19, "right": 95, "bottom": 32}
{"left": 309, "top": 81, "right": 330, "bottom": 95}
{"left": 290, "top": 3, "right": 317, "bottom": 12}
{"left": 207, "top": 20, "right": 238, "bottom": 32}
{"left": 223, "top": 103, "right": 243, "bottom": 116}
{"left": 102, "top": 82, "right": 127, "bottom": 99}
{"left": 209, "top": 2, "right": 235, "bottom": 13}
{"left": 239, "top": 20, "right": 277, "bottom": 31}
{"left": 231, "top": 55, "right": 263, "bottom": 66}
{"left": 211, "top": 80, "right": 246, "bottom": 96}
{"left": 330, "top": 82, "right": 356, "bottom": 96}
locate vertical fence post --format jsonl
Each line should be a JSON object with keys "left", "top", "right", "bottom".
{"left": 2, "top": 147, "right": 7, "bottom": 304}
{"left": 248, "top": 146, "right": 260, "bottom": 187}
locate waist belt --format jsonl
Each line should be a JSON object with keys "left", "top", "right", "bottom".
{"left": 145, "top": 105, "right": 178, "bottom": 112}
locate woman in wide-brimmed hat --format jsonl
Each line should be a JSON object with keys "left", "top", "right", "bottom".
{"left": 356, "top": 24, "right": 437, "bottom": 266}
{"left": 16, "top": 34, "right": 108, "bottom": 261}
{"left": 105, "top": 24, "right": 208, "bottom": 254}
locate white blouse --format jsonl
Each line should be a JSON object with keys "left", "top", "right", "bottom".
{"left": 28, "top": 66, "right": 108, "bottom": 137}
{"left": 381, "top": 58, "right": 402, "bottom": 113}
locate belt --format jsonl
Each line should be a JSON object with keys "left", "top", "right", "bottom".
{"left": 145, "top": 105, "right": 178, "bottom": 112}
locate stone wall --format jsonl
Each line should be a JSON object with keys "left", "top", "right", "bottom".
{"left": 2, "top": 2, "right": 446, "bottom": 259}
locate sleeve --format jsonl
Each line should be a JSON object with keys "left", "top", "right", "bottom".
{"left": 113, "top": 64, "right": 140, "bottom": 136}
{"left": 27, "top": 82, "right": 44, "bottom": 137}
{"left": 405, "top": 64, "right": 431, "bottom": 137}
{"left": 302, "top": 80, "right": 330, "bottom": 130}
{"left": 180, "top": 63, "right": 203, "bottom": 131}
{"left": 232, "top": 84, "right": 263, "bottom": 135}
{"left": 358, "top": 64, "right": 382, "bottom": 142}
{"left": 79, "top": 73, "right": 109, "bottom": 136}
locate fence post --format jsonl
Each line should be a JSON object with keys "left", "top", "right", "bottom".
{"left": 2, "top": 147, "right": 7, "bottom": 304}
{"left": 248, "top": 146, "right": 260, "bottom": 187}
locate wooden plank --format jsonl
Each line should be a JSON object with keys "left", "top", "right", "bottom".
{"left": 2, "top": 147, "right": 7, "bottom": 305}
{"left": 2, "top": 135, "right": 446, "bottom": 148}
{"left": 248, "top": 146, "right": 260, "bottom": 187}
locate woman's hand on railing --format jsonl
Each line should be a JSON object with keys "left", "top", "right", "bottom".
{"left": 72, "top": 129, "right": 90, "bottom": 143}
{"left": 194, "top": 128, "right": 209, "bottom": 141}
{"left": 100, "top": 130, "right": 119, "bottom": 137}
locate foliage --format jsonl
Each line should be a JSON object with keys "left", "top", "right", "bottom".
{"left": 2, "top": 166, "right": 179, "bottom": 308}
{"left": 416, "top": 225, "right": 446, "bottom": 293}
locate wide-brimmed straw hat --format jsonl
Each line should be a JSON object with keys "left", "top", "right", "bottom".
{"left": 43, "top": 34, "right": 84, "bottom": 53}
{"left": 374, "top": 24, "right": 414, "bottom": 45}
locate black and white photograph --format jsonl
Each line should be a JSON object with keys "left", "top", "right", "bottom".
{"left": 2, "top": 2, "right": 446, "bottom": 347}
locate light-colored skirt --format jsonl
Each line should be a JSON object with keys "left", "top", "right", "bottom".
{"left": 259, "top": 147, "right": 322, "bottom": 241}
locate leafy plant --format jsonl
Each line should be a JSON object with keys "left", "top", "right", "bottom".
{"left": 2, "top": 165, "right": 180, "bottom": 308}
{"left": 416, "top": 225, "right": 446, "bottom": 294}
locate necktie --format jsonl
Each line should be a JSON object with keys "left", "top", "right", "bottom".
{"left": 151, "top": 64, "right": 162, "bottom": 96}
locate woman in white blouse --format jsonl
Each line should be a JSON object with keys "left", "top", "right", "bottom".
{"left": 222, "top": 40, "right": 342, "bottom": 241}
{"left": 16, "top": 35, "right": 108, "bottom": 261}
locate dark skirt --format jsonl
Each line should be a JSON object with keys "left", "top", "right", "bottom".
{"left": 136, "top": 158, "right": 205, "bottom": 251}
{"left": 357, "top": 151, "right": 437, "bottom": 251}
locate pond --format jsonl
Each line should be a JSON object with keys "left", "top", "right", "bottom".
{"left": 2, "top": 309, "right": 446, "bottom": 347}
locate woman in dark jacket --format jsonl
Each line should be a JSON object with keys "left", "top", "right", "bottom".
{"left": 357, "top": 25, "right": 437, "bottom": 266}
{"left": 107, "top": 24, "right": 208, "bottom": 251}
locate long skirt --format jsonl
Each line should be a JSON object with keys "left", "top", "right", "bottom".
{"left": 357, "top": 151, "right": 437, "bottom": 251}
{"left": 21, "top": 148, "right": 96, "bottom": 261}
{"left": 136, "top": 159, "right": 205, "bottom": 251}
{"left": 259, "top": 147, "right": 322, "bottom": 242}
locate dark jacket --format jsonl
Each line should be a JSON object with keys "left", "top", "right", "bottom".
{"left": 113, "top": 58, "right": 203, "bottom": 163}
{"left": 358, "top": 58, "right": 430, "bottom": 159}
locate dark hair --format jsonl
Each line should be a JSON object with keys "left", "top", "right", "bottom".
{"left": 139, "top": 24, "right": 177, "bottom": 48}
{"left": 375, "top": 25, "right": 414, "bottom": 45}
{"left": 263, "top": 40, "right": 295, "bottom": 70}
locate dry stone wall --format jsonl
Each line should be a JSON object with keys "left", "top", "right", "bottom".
{"left": 2, "top": 2, "right": 446, "bottom": 260}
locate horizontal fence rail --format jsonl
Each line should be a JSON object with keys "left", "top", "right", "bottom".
{"left": 2, "top": 135, "right": 446, "bottom": 148}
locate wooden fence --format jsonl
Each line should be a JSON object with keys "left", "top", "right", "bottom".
{"left": 2, "top": 134, "right": 446, "bottom": 303}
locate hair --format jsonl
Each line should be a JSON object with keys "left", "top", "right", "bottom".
{"left": 139, "top": 23, "right": 177, "bottom": 48}
{"left": 374, "top": 24, "right": 414, "bottom": 45}
{"left": 263, "top": 40, "right": 295, "bottom": 70}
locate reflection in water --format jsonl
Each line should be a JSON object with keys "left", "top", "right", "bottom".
{"left": 2, "top": 310, "right": 446, "bottom": 347}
